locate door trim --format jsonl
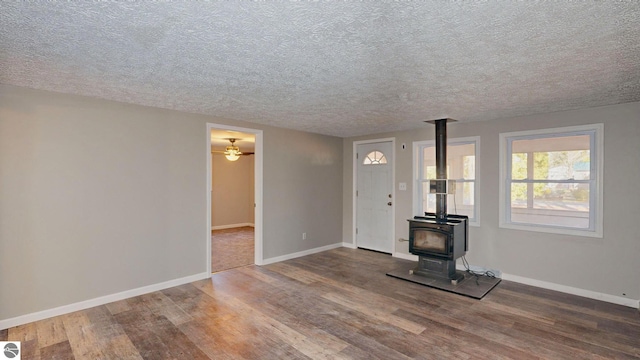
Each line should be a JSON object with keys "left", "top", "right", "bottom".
{"left": 352, "top": 138, "right": 396, "bottom": 254}
{"left": 207, "top": 123, "right": 264, "bottom": 273}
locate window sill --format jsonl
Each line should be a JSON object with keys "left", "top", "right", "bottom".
{"left": 499, "top": 222, "right": 603, "bottom": 238}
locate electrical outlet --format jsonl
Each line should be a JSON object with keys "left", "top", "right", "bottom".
{"left": 399, "top": 182, "right": 407, "bottom": 191}
{"left": 302, "top": 232, "right": 307, "bottom": 240}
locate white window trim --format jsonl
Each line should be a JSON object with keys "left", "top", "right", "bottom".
{"left": 499, "top": 124, "right": 604, "bottom": 238}
{"left": 413, "top": 136, "right": 480, "bottom": 227}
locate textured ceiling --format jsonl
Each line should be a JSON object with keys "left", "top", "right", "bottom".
{"left": 1, "top": 2, "right": 639, "bottom": 137}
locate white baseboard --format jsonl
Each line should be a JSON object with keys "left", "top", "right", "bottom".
{"left": 262, "top": 243, "right": 343, "bottom": 265}
{"left": 6, "top": 253, "right": 636, "bottom": 331}
{"left": 342, "top": 242, "right": 357, "bottom": 249}
{"left": 501, "top": 273, "right": 639, "bottom": 309}
{"left": 0, "top": 272, "right": 210, "bottom": 330}
{"left": 211, "top": 223, "right": 254, "bottom": 231}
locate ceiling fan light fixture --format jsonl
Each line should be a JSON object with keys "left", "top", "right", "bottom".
{"left": 225, "top": 151, "right": 240, "bottom": 161}
{"left": 224, "top": 139, "right": 242, "bottom": 161}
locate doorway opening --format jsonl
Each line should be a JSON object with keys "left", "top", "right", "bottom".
{"left": 207, "top": 124, "right": 263, "bottom": 274}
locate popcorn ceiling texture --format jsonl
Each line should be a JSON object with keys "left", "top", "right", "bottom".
{"left": 1, "top": 1, "right": 638, "bottom": 137}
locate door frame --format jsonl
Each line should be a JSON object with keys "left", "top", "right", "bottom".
{"left": 207, "top": 123, "right": 264, "bottom": 274}
{"left": 352, "top": 138, "right": 396, "bottom": 254}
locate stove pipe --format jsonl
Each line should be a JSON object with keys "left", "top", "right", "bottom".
{"left": 435, "top": 119, "right": 447, "bottom": 223}
{"left": 425, "top": 118, "right": 457, "bottom": 223}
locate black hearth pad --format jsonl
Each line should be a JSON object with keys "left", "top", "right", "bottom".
{"left": 386, "top": 263, "right": 501, "bottom": 299}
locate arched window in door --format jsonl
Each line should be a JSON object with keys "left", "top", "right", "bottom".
{"left": 363, "top": 150, "right": 387, "bottom": 165}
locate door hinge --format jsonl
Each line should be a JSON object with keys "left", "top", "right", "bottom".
{"left": 356, "top": 228, "right": 358, "bottom": 234}
{"left": 356, "top": 190, "right": 358, "bottom": 196}
{"left": 356, "top": 152, "right": 358, "bottom": 159}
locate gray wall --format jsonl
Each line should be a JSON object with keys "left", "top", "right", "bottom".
{"left": 0, "top": 84, "right": 343, "bottom": 321}
{"left": 343, "top": 102, "right": 640, "bottom": 301}
{"left": 262, "top": 127, "right": 344, "bottom": 259}
{"left": 211, "top": 153, "right": 254, "bottom": 227}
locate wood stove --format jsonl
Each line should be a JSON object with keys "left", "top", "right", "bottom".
{"left": 409, "top": 213, "right": 468, "bottom": 281}
{"left": 408, "top": 118, "right": 468, "bottom": 283}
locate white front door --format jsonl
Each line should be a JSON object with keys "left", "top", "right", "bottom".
{"left": 356, "top": 141, "right": 393, "bottom": 253}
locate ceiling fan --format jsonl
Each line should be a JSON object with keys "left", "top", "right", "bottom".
{"left": 212, "top": 138, "right": 254, "bottom": 161}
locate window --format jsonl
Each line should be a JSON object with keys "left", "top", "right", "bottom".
{"left": 363, "top": 150, "right": 387, "bottom": 165}
{"left": 499, "top": 124, "right": 603, "bottom": 237}
{"left": 414, "top": 137, "right": 479, "bottom": 225}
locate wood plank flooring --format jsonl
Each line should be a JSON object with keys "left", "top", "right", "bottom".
{"left": 2, "top": 247, "right": 639, "bottom": 359}
{"left": 211, "top": 226, "right": 254, "bottom": 273}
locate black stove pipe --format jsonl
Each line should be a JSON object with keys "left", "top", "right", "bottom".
{"left": 434, "top": 119, "right": 447, "bottom": 223}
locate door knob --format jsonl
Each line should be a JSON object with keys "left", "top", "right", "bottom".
{"left": 387, "top": 202, "right": 392, "bottom": 206}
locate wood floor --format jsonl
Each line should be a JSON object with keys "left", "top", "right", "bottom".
{"left": 211, "top": 226, "right": 255, "bottom": 273}
{"left": 2, "top": 247, "right": 639, "bottom": 359}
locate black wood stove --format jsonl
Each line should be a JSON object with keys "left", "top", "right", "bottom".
{"left": 408, "top": 212, "right": 468, "bottom": 282}
{"left": 408, "top": 118, "right": 468, "bottom": 283}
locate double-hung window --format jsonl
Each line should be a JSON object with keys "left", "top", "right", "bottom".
{"left": 415, "top": 136, "right": 479, "bottom": 225}
{"left": 499, "top": 124, "right": 603, "bottom": 237}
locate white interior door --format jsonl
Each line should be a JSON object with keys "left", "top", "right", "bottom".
{"left": 356, "top": 141, "right": 393, "bottom": 253}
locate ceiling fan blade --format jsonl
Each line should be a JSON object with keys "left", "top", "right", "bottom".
{"left": 211, "top": 150, "right": 254, "bottom": 155}
{"left": 212, "top": 138, "right": 254, "bottom": 157}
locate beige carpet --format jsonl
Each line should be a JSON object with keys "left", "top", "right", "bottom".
{"left": 211, "top": 226, "right": 255, "bottom": 273}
